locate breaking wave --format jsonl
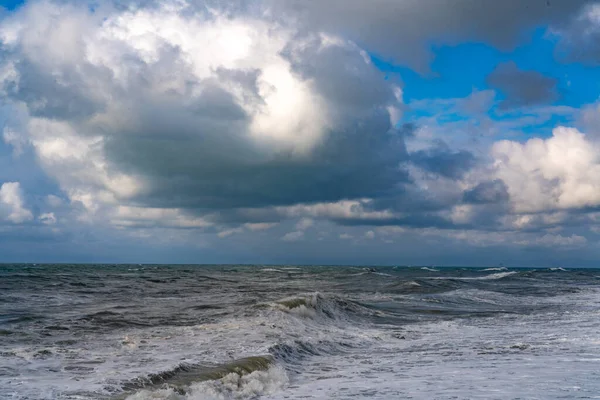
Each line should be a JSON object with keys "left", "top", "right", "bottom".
{"left": 124, "top": 364, "right": 288, "bottom": 400}
{"left": 459, "top": 271, "right": 518, "bottom": 281}
{"left": 272, "top": 292, "right": 378, "bottom": 321}
{"left": 121, "top": 356, "right": 275, "bottom": 394}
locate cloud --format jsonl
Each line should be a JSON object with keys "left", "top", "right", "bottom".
{"left": 295, "top": 218, "right": 313, "bottom": 230}
{"left": 217, "top": 227, "right": 244, "bottom": 238}
{"left": 0, "top": 0, "right": 409, "bottom": 224}
{"left": 492, "top": 127, "right": 600, "bottom": 213}
{"left": 2, "top": 127, "right": 26, "bottom": 156}
{"left": 0, "top": 0, "right": 598, "bottom": 265}
{"left": 553, "top": 2, "right": 600, "bottom": 65}
{"left": 516, "top": 233, "right": 587, "bottom": 249}
{"left": 39, "top": 212, "right": 56, "bottom": 225}
{"left": 0, "top": 181, "right": 33, "bottom": 223}
{"left": 110, "top": 206, "right": 212, "bottom": 229}
{"left": 281, "top": 231, "right": 304, "bottom": 242}
{"left": 410, "top": 141, "right": 476, "bottom": 179}
{"left": 266, "top": 0, "right": 590, "bottom": 72}
{"left": 463, "top": 180, "right": 510, "bottom": 205}
{"left": 578, "top": 102, "right": 600, "bottom": 137}
{"left": 486, "top": 62, "right": 559, "bottom": 109}
{"left": 244, "top": 222, "right": 277, "bottom": 231}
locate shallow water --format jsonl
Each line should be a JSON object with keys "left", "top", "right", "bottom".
{"left": 1, "top": 264, "right": 599, "bottom": 399}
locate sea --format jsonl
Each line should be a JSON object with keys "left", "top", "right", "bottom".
{"left": 1, "top": 264, "right": 599, "bottom": 399}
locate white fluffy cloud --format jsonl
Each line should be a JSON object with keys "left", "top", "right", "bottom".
{"left": 281, "top": 231, "right": 304, "bottom": 242}
{"left": 492, "top": 127, "right": 600, "bottom": 213}
{"left": 0, "top": 182, "right": 33, "bottom": 223}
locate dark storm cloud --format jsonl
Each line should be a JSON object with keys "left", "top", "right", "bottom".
{"left": 0, "top": 6, "right": 420, "bottom": 216}
{"left": 553, "top": 2, "right": 600, "bottom": 65}
{"left": 78, "top": 33, "right": 413, "bottom": 212}
{"left": 410, "top": 141, "right": 476, "bottom": 179}
{"left": 3, "top": 60, "right": 106, "bottom": 120}
{"left": 486, "top": 62, "right": 559, "bottom": 109}
{"left": 109, "top": 109, "right": 409, "bottom": 209}
{"left": 266, "top": 0, "right": 590, "bottom": 72}
{"left": 463, "top": 180, "right": 510, "bottom": 205}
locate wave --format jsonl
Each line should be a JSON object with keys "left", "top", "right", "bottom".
{"left": 351, "top": 271, "right": 393, "bottom": 277}
{"left": 121, "top": 293, "right": 377, "bottom": 399}
{"left": 269, "top": 339, "right": 357, "bottom": 365}
{"left": 482, "top": 267, "right": 508, "bottom": 272}
{"left": 421, "top": 267, "right": 439, "bottom": 272}
{"left": 478, "top": 271, "right": 518, "bottom": 280}
{"left": 124, "top": 363, "right": 288, "bottom": 400}
{"left": 272, "top": 293, "right": 376, "bottom": 321}
{"left": 384, "top": 278, "right": 461, "bottom": 295}
{"left": 549, "top": 267, "right": 566, "bottom": 272}
{"left": 122, "top": 355, "right": 277, "bottom": 396}
{"left": 458, "top": 271, "right": 518, "bottom": 281}
{"left": 260, "top": 268, "right": 287, "bottom": 273}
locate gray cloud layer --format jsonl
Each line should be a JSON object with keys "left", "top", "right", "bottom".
{"left": 487, "top": 62, "right": 559, "bottom": 109}
{"left": 266, "top": 0, "right": 591, "bottom": 72}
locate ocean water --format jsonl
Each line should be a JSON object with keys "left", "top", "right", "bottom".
{"left": 1, "top": 265, "right": 600, "bottom": 399}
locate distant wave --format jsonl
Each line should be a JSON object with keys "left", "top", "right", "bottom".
{"left": 549, "top": 267, "right": 566, "bottom": 272}
{"left": 434, "top": 271, "right": 518, "bottom": 281}
{"left": 261, "top": 267, "right": 302, "bottom": 272}
{"left": 352, "top": 270, "right": 392, "bottom": 277}
{"left": 471, "top": 271, "right": 518, "bottom": 280}
{"left": 421, "top": 267, "right": 439, "bottom": 272}
{"left": 260, "top": 268, "right": 288, "bottom": 273}
{"left": 482, "top": 267, "right": 508, "bottom": 272}
{"left": 373, "top": 272, "right": 392, "bottom": 276}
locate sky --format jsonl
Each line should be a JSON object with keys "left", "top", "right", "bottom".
{"left": 2, "top": 1, "right": 600, "bottom": 266}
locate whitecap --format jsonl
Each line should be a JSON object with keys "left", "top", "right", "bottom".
{"left": 470, "top": 271, "right": 518, "bottom": 280}
{"left": 260, "top": 268, "right": 286, "bottom": 273}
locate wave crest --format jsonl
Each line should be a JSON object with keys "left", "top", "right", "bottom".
{"left": 272, "top": 293, "right": 374, "bottom": 321}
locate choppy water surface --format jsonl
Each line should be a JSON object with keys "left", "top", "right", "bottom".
{"left": 1, "top": 264, "right": 599, "bottom": 399}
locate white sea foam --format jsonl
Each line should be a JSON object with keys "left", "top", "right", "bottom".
{"left": 420, "top": 267, "right": 439, "bottom": 272}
